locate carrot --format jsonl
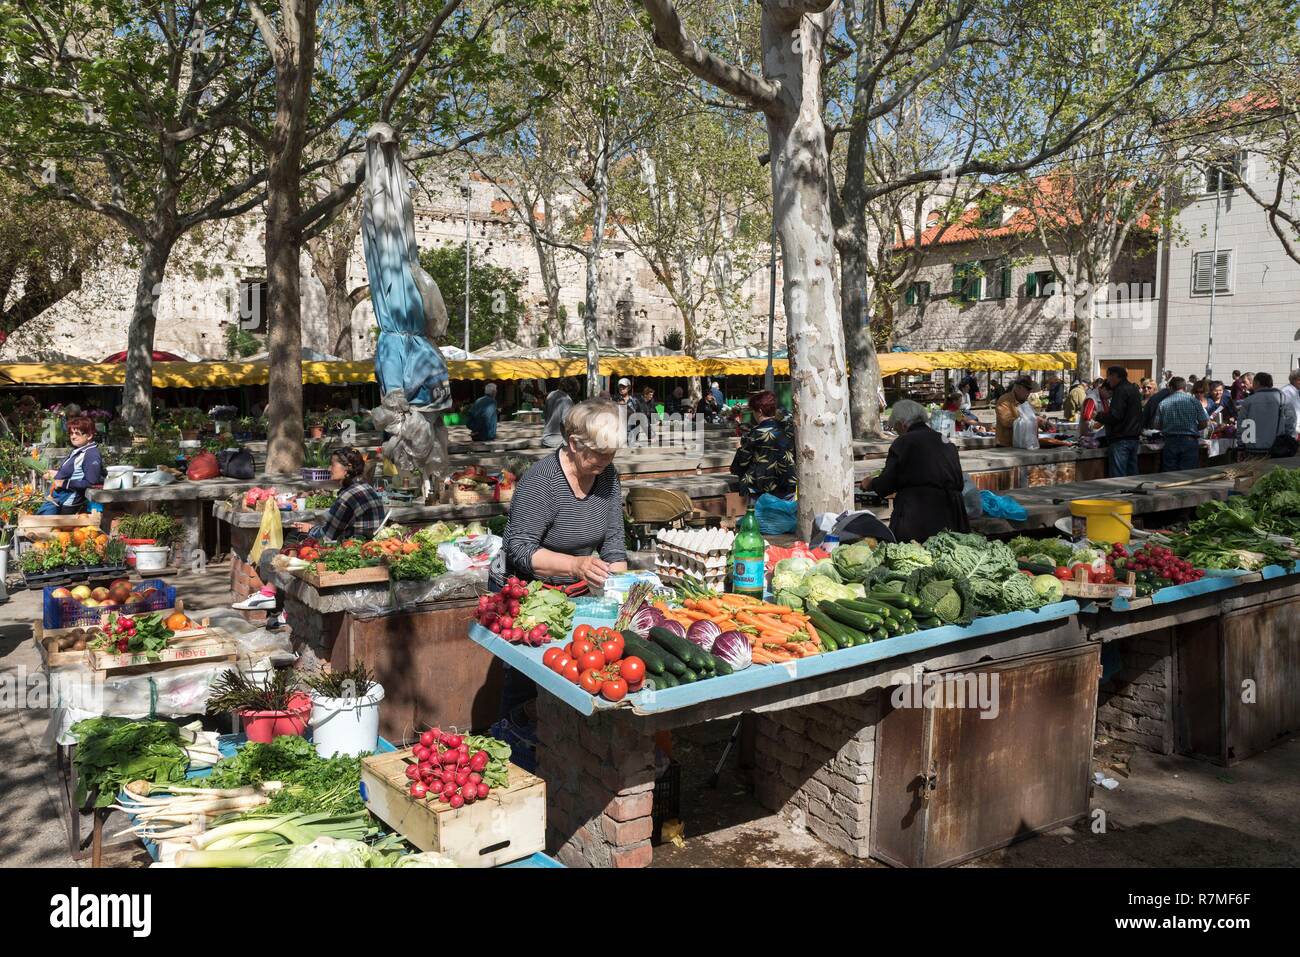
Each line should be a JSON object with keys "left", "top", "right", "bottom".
{"left": 681, "top": 609, "right": 712, "bottom": 621}
{"left": 804, "top": 621, "right": 821, "bottom": 646}
{"left": 694, "top": 599, "right": 725, "bottom": 616}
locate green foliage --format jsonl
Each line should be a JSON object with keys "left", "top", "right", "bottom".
{"left": 70, "top": 717, "right": 188, "bottom": 808}
{"left": 116, "top": 512, "right": 182, "bottom": 546}
{"left": 226, "top": 324, "right": 262, "bottom": 359}
{"left": 660, "top": 329, "right": 684, "bottom": 350}
{"left": 388, "top": 545, "right": 447, "bottom": 581}
{"left": 419, "top": 243, "right": 525, "bottom": 351}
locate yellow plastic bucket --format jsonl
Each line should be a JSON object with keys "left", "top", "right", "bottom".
{"left": 1068, "top": 498, "right": 1133, "bottom": 544}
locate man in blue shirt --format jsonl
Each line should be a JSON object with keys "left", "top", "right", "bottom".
{"left": 710, "top": 380, "right": 725, "bottom": 410}
{"left": 1155, "top": 377, "right": 1207, "bottom": 472}
{"left": 467, "top": 382, "right": 498, "bottom": 441}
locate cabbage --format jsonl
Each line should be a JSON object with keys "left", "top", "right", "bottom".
{"left": 773, "top": 556, "right": 815, "bottom": 578}
{"left": 809, "top": 559, "right": 843, "bottom": 583}
{"left": 1024, "top": 553, "right": 1059, "bottom": 568}
{"left": 927, "top": 531, "right": 1017, "bottom": 581}
{"left": 919, "top": 579, "right": 963, "bottom": 623}
{"left": 1001, "top": 574, "right": 1046, "bottom": 611}
{"left": 267, "top": 837, "right": 391, "bottom": 868}
{"left": 1068, "top": 547, "right": 1102, "bottom": 567}
{"left": 373, "top": 524, "right": 407, "bottom": 541}
{"left": 832, "top": 542, "right": 879, "bottom": 582}
{"left": 1032, "top": 574, "right": 1064, "bottom": 603}
{"left": 880, "top": 542, "right": 932, "bottom": 573}
{"left": 774, "top": 590, "right": 806, "bottom": 610}
{"left": 392, "top": 851, "right": 460, "bottom": 868}
{"left": 805, "top": 575, "right": 860, "bottom": 604}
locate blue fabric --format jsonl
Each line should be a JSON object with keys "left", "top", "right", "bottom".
{"left": 1162, "top": 434, "right": 1200, "bottom": 472}
{"left": 979, "top": 489, "right": 1028, "bottom": 521}
{"left": 51, "top": 442, "right": 103, "bottom": 508}
{"left": 36, "top": 500, "right": 62, "bottom": 515}
{"left": 362, "top": 134, "right": 451, "bottom": 408}
{"left": 467, "top": 395, "right": 498, "bottom": 441}
{"left": 1107, "top": 437, "right": 1140, "bottom": 477}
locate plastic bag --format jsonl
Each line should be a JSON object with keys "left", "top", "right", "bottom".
{"left": 962, "top": 478, "right": 983, "bottom": 518}
{"left": 218, "top": 448, "right": 255, "bottom": 479}
{"left": 186, "top": 450, "right": 221, "bottom": 480}
{"left": 980, "top": 489, "right": 1028, "bottom": 522}
{"left": 137, "top": 469, "right": 177, "bottom": 487}
{"left": 1012, "top": 401, "right": 1040, "bottom": 450}
{"left": 249, "top": 498, "right": 283, "bottom": 564}
{"left": 755, "top": 493, "right": 797, "bottom": 535}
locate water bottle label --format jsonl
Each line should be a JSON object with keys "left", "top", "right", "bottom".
{"left": 733, "top": 558, "right": 765, "bottom": 591}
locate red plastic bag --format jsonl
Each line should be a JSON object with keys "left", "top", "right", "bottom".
{"left": 186, "top": 451, "right": 220, "bottom": 480}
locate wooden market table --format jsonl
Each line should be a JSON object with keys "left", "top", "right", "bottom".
{"left": 274, "top": 569, "right": 498, "bottom": 745}
{"left": 465, "top": 603, "right": 1102, "bottom": 868}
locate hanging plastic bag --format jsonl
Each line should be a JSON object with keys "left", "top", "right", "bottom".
{"left": 962, "top": 478, "right": 983, "bottom": 518}
{"left": 979, "top": 489, "right": 1028, "bottom": 522}
{"left": 1012, "top": 401, "right": 1040, "bottom": 450}
{"left": 754, "top": 493, "right": 797, "bottom": 535}
{"left": 249, "top": 498, "right": 283, "bottom": 564}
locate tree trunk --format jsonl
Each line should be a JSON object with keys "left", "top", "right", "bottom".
{"left": 266, "top": 168, "right": 305, "bottom": 475}
{"left": 527, "top": 200, "right": 563, "bottom": 345}
{"left": 584, "top": 134, "right": 609, "bottom": 397}
{"left": 839, "top": 243, "right": 883, "bottom": 438}
{"left": 120, "top": 233, "right": 177, "bottom": 433}
{"left": 764, "top": 7, "right": 853, "bottom": 536}
{"left": 1074, "top": 261, "right": 1096, "bottom": 382}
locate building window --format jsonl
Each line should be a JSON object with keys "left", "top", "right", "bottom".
{"left": 977, "top": 203, "right": 1004, "bottom": 228}
{"left": 237, "top": 279, "right": 268, "bottom": 333}
{"left": 903, "top": 281, "right": 930, "bottom": 306}
{"left": 1202, "top": 152, "right": 1247, "bottom": 194}
{"left": 1191, "top": 250, "right": 1232, "bottom": 296}
{"left": 981, "top": 259, "right": 1011, "bottom": 300}
{"left": 1024, "top": 270, "right": 1058, "bottom": 298}
{"left": 953, "top": 262, "right": 982, "bottom": 302}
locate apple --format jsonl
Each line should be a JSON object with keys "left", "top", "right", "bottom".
{"left": 100, "top": 599, "right": 118, "bottom": 608}
{"left": 83, "top": 599, "right": 100, "bottom": 608}
{"left": 109, "top": 579, "right": 130, "bottom": 590}
{"left": 51, "top": 587, "right": 72, "bottom": 599}
{"left": 91, "top": 587, "right": 110, "bottom": 601}
{"left": 70, "top": 585, "right": 92, "bottom": 600}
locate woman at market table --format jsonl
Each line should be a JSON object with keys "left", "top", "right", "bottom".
{"left": 862, "top": 400, "right": 970, "bottom": 542}
{"left": 493, "top": 400, "right": 629, "bottom": 721}
{"left": 38, "top": 415, "right": 103, "bottom": 514}
{"left": 234, "top": 448, "right": 384, "bottom": 627}
{"left": 994, "top": 377, "right": 1047, "bottom": 447}
{"left": 729, "top": 390, "right": 796, "bottom": 499}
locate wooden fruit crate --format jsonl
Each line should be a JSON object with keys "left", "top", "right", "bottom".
{"left": 33, "top": 622, "right": 90, "bottom": 668}
{"left": 1056, "top": 567, "right": 1137, "bottom": 601}
{"left": 87, "top": 626, "right": 234, "bottom": 673}
{"left": 294, "top": 564, "right": 389, "bottom": 589}
{"left": 17, "top": 512, "right": 103, "bottom": 534}
{"left": 360, "top": 748, "right": 545, "bottom": 867}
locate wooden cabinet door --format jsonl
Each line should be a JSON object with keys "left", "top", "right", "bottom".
{"left": 872, "top": 644, "right": 1100, "bottom": 867}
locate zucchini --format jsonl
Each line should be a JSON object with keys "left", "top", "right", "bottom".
{"left": 811, "top": 606, "right": 868, "bottom": 647}
{"left": 650, "top": 626, "right": 712, "bottom": 673}
{"left": 806, "top": 607, "right": 845, "bottom": 649}
{"left": 841, "top": 597, "right": 901, "bottom": 619}
{"left": 710, "top": 654, "right": 734, "bottom": 676}
{"left": 621, "top": 633, "right": 667, "bottom": 675}
{"left": 675, "top": 666, "right": 699, "bottom": 684}
{"left": 820, "top": 601, "right": 884, "bottom": 633}
{"left": 649, "top": 670, "right": 679, "bottom": 689}
{"left": 869, "top": 589, "right": 922, "bottom": 610}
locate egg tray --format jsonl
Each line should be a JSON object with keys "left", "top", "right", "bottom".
{"left": 654, "top": 563, "right": 728, "bottom": 590}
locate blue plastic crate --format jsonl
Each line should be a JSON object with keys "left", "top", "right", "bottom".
{"left": 42, "top": 578, "right": 176, "bottom": 629}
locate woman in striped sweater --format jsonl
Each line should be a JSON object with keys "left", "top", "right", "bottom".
{"left": 495, "top": 399, "right": 628, "bottom": 718}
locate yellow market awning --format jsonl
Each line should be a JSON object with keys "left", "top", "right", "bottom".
{"left": 0, "top": 349, "right": 1075, "bottom": 389}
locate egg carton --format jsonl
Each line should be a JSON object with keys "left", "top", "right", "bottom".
{"left": 654, "top": 563, "right": 728, "bottom": 590}
{"left": 655, "top": 528, "right": 734, "bottom": 569}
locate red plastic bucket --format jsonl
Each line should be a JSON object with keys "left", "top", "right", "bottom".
{"left": 239, "top": 692, "right": 312, "bottom": 743}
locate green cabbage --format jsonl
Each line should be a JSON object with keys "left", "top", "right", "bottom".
{"left": 268, "top": 838, "right": 392, "bottom": 868}
{"left": 926, "top": 531, "right": 1018, "bottom": 582}
{"left": 919, "top": 579, "right": 963, "bottom": 623}
{"left": 774, "top": 589, "right": 806, "bottom": 610}
{"left": 1032, "top": 574, "right": 1064, "bottom": 603}
{"left": 880, "top": 542, "right": 932, "bottom": 573}
{"left": 831, "top": 542, "right": 880, "bottom": 582}
{"left": 805, "top": 575, "right": 861, "bottom": 604}
{"left": 1001, "top": 574, "right": 1046, "bottom": 611}
{"left": 809, "top": 559, "right": 843, "bottom": 583}
{"left": 771, "top": 556, "right": 815, "bottom": 594}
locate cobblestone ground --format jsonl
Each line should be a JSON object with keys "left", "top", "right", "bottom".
{"left": 2, "top": 563, "right": 1296, "bottom": 868}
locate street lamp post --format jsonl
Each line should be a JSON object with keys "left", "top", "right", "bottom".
{"left": 765, "top": 217, "right": 777, "bottom": 393}
{"left": 462, "top": 179, "right": 472, "bottom": 355}
{"left": 1205, "top": 166, "right": 1222, "bottom": 380}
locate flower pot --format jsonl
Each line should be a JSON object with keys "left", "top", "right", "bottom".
{"left": 239, "top": 692, "right": 312, "bottom": 744}
{"left": 309, "top": 683, "right": 385, "bottom": 758}
{"left": 180, "top": 429, "right": 200, "bottom": 441}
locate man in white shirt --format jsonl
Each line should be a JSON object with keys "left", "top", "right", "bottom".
{"left": 1282, "top": 369, "right": 1300, "bottom": 436}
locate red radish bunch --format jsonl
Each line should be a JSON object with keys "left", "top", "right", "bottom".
{"left": 1121, "top": 544, "right": 1203, "bottom": 585}
{"left": 405, "top": 727, "right": 494, "bottom": 808}
{"left": 110, "top": 613, "right": 138, "bottom": 653}
{"left": 474, "top": 577, "right": 551, "bottom": 646}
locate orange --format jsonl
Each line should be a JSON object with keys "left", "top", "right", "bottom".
{"left": 55, "top": 531, "right": 72, "bottom": 547}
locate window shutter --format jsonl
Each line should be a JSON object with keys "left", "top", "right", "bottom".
{"left": 1025, "top": 272, "right": 1038, "bottom": 298}
{"left": 1193, "top": 252, "right": 1216, "bottom": 294}
{"left": 1001, "top": 265, "right": 1012, "bottom": 299}
{"left": 904, "top": 284, "right": 916, "bottom": 306}
{"left": 1214, "top": 251, "right": 1231, "bottom": 293}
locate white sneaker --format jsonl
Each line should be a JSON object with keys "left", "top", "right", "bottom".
{"left": 233, "top": 592, "right": 277, "bottom": 611}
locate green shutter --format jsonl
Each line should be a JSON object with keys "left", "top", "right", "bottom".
{"left": 1025, "top": 272, "right": 1037, "bottom": 298}
{"left": 1001, "top": 264, "right": 1011, "bottom": 299}
{"left": 905, "top": 284, "right": 916, "bottom": 306}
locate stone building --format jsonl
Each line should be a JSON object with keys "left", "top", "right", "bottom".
{"left": 2, "top": 169, "right": 779, "bottom": 361}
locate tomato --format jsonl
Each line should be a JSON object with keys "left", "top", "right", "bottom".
{"left": 542, "top": 647, "right": 564, "bottom": 669}
{"left": 600, "top": 677, "right": 628, "bottom": 701}
{"left": 579, "top": 669, "right": 604, "bottom": 695}
{"left": 1053, "top": 566, "right": 1073, "bottom": 580}
{"left": 599, "top": 638, "right": 623, "bottom": 663}
{"left": 562, "top": 661, "right": 582, "bottom": 683}
{"left": 578, "top": 649, "right": 606, "bottom": 672}
{"left": 618, "top": 656, "right": 645, "bottom": 683}
{"left": 551, "top": 653, "right": 572, "bottom": 674}
{"left": 626, "top": 678, "right": 644, "bottom": 694}
{"left": 573, "top": 624, "right": 594, "bottom": 643}
{"left": 570, "top": 638, "right": 595, "bottom": 658}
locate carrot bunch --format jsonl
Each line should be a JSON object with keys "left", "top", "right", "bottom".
{"left": 653, "top": 594, "right": 823, "bottom": 665}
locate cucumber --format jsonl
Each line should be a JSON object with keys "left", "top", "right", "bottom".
{"left": 810, "top": 606, "right": 868, "bottom": 647}
{"left": 621, "top": 633, "right": 667, "bottom": 675}
{"left": 710, "top": 654, "right": 734, "bottom": 676}
{"left": 675, "top": 666, "right": 699, "bottom": 684}
{"left": 841, "top": 598, "right": 901, "bottom": 619}
{"left": 649, "top": 670, "right": 679, "bottom": 689}
{"left": 820, "top": 601, "right": 884, "bottom": 633}
{"left": 805, "top": 607, "right": 844, "bottom": 649}
{"left": 650, "top": 626, "right": 712, "bottom": 673}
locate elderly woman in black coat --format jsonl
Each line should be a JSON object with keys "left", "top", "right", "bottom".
{"left": 863, "top": 400, "right": 970, "bottom": 542}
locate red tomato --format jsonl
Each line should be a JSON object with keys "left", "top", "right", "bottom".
{"left": 599, "top": 638, "right": 623, "bottom": 663}
{"left": 1054, "top": 566, "right": 1073, "bottom": 580}
{"left": 562, "top": 661, "right": 582, "bottom": 683}
{"left": 573, "top": 624, "right": 594, "bottom": 643}
{"left": 542, "top": 648, "right": 564, "bottom": 669}
{"left": 551, "top": 653, "right": 572, "bottom": 674}
{"left": 579, "top": 669, "right": 604, "bottom": 694}
{"left": 600, "top": 677, "right": 628, "bottom": 701}
{"left": 570, "top": 638, "right": 595, "bottom": 658}
{"left": 626, "top": 678, "right": 644, "bottom": 694}
{"left": 578, "top": 649, "right": 606, "bottom": 672}
{"left": 618, "top": 656, "right": 645, "bottom": 683}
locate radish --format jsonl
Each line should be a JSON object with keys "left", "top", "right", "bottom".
{"left": 469, "top": 751, "right": 489, "bottom": 772}
{"left": 442, "top": 780, "right": 457, "bottom": 795}
{"left": 461, "top": 787, "right": 477, "bottom": 804}
{"left": 476, "top": 782, "right": 490, "bottom": 799}
{"left": 438, "top": 790, "right": 452, "bottom": 803}
{"left": 413, "top": 744, "right": 430, "bottom": 762}
{"left": 445, "top": 734, "right": 463, "bottom": 748}
{"left": 455, "top": 770, "right": 470, "bottom": 786}
{"left": 419, "top": 730, "right": 436, "bottom": 748}
{"left": 404, "top": 764, "right": 420, "bottom": 780}
{"left": 449, "top": 793, "right": 465, "bottom": 809}
{"left": 468, "top": 772, "right": 482, "bottom": 785}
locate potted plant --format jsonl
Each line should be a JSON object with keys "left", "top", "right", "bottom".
{"left": 301, "top": 439, "right": 333, "bottom": 482}
{"left": 235, "top": 415, "right": 257, "bottom": 441}
{"left": 106, "top": 418, "right": 132, "bottom": 445}
{"left": 207, "top": 668, "right": 311, "bottom": 743}
{"left": 115, "top": 512, "right": 182, "bottom": 569}
{"left": 303, "top": 662, "right": 384, "bottom": 757}
{"left": 175, "top": 408, "right": 208, "bottom": 441}
{"left": 305, "top": 410, "right": 327, "bottom": 439}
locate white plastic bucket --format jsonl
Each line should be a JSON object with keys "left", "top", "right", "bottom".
{"left": 133, "top": 544, "right": 170, "bottom": 571}
{"left": 105, "top": 466, "right": 134, "bottom": 490}
{"left": 310, "top": 684, "right": 384, "bottom": 757}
